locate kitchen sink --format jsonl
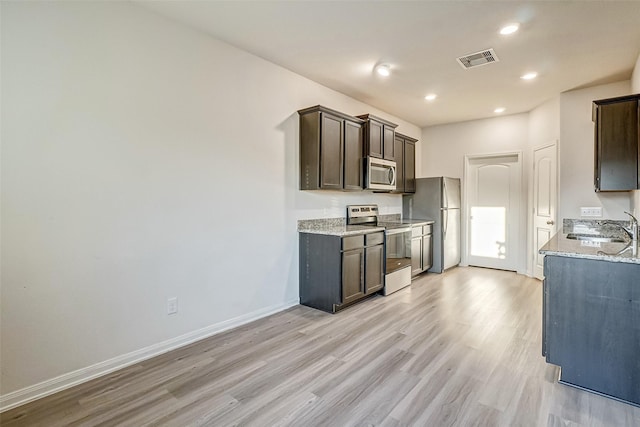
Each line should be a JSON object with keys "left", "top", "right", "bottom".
{"left": 566, "top": 233, "right": 626, "bottom": 243}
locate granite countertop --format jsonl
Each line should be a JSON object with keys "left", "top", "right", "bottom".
{"left": 380, "top": 218, "right": 434, "bottom": 226}
{"left": 298, "top": 217, "right": 385, "bottom": 237}
{"left": 298, "top": 224, "right": 385, "bottom": 237}
{"left": 539, "top": 232, "right": 640, "bottom": 265}
{"left": 297, "top": 215, "right": 433, "bottom": 237}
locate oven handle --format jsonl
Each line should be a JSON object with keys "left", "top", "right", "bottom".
{"left": 384, "top": 227, "right": 412, "bottom": 235}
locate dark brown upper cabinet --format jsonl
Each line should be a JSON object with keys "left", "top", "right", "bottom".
{"left": 593, "top": 94, "right": 640, "bottom": 192}
{"left": 299, "top": 105, "right": 364, "bottom": 191}
{"left": 357, "top": 114, "right": 398, "bottom": 161}
{"left": 392, "top": 133, "right": 418, "bottom": 194}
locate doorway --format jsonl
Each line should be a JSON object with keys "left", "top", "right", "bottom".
{"left": 464, "top": 153, "right": 521, "bottom": 271}
{"left": 532, "top": 142, "right": 558, "bottom": 280}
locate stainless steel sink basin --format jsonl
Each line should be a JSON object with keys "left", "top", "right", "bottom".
{"left": 566, "top": 233, "right": 626, "bottom": 243}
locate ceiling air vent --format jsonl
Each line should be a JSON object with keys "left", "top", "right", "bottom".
{"left": 456, "top": 48, "right": 499, "bottom": 69}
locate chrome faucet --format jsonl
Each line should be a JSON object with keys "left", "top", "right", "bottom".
{"left": 624, "top": 211, "right": 638, "bottom": 245}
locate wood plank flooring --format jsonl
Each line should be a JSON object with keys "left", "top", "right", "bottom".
{"left": 3, "top": 266, "right": 640, "bottom": 426}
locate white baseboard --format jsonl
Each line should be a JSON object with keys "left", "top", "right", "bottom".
{"left": 0, "top": 299, "right": 299, "bottom": 413}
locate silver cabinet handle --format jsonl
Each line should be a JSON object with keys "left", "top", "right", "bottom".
{"left": 546, "top": 220, "right": 555, "bottom": 225}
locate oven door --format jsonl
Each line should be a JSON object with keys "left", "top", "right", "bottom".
{"left": 366, "top": 157, "right": 396, "bottom": 191}
{"left": 384, "top": 227, "right": 412, "bottom": 274}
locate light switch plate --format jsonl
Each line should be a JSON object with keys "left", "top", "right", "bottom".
{"left": 580, "top": 207, "right": 602, "bottom": 217}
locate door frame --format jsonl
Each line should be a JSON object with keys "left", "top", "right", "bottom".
{"left": 462, "top": 151, "right": 523, "bottom": 271}
{"left": 531, "top": 141, "right": 559, "bottom": 279}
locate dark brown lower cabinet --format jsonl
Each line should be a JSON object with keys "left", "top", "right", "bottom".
{"left": 299, "top": 231, "right": 384, "bottom": 313}
{"left": 342, "top": 247, "right": 365, "bottom": 305}
{"left": 365, "top": 243, "right": 384, "bottom": 294}
{"left": 410, "top": 224, "right": 433, "bottom": 277}
{"left": 543, "top": 255, "right": 640, "bottom": 406}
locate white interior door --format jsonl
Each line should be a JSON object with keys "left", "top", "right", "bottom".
{"left": 466, "top": 154, "right": 521, "bottom": 271}
{"left": 533, "top": 143, "right": 558, "bottom": 280}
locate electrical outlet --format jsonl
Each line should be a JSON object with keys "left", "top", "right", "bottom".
{"left": 167, "top": 297, "right": 178, "bottom": 315}
{"left": 580, "top": 207, "right": 602, "bottom": 217}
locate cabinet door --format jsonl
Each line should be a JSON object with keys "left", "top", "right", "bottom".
{"left": 595, "top": 100, "right": 638, "bottom": 191}
{"left": 422, "top": 234, "right": 433, "bottom": 271}
{"left": 342, "top": 248, "right": 365, "bottom": 304}
{"left": 393, "top": 136, "right": 405, "bottom": 193}
{"left": 411, "top": 238, "right": 422, "bottom": 276}
{"left": 405, "top": 142, "right": 416, "bottom": 193}
{"left": 320, "top": 113, "right": 344, "bottom": 189}
{"left": 367, "top": 120, "right": 383, "bottom": 158}
{"left": 343, "top": 120, "right": 363, "bottom": 190}
{"left": 383, "top": 126, "right": 396, "bottom": 160}
{"left": 365, "top": 244, "right": 384, "bottom": 294}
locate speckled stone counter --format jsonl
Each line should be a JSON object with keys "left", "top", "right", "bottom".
{"left": 297, "top": 217, "right": 384, "bottom": 236}
{"left": 297, "top": 214, "right": 433, "bottom": 237}
{"left": 383, "top": 218, "right": 434, "bottom": 226}
{"left": 539, "top": 232, "right": 640, "bottom": 264}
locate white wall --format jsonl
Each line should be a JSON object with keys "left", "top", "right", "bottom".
{"left": 632, "top": 53, "right": 640, "bottom": 94}
{"left": 0, "top": 1, "right": 421, "bottom": 403}
{"left": 559, "top": 81, "right": 632, "bottom": 220}
{"left": 421, "top": 114, "right": 529, "bottom": 178}
{"left": 528, "top": 97, "right": 560, "bottom": 151}
{"left": 527, "top": 97, "right": 560, "bottom": 272}
{"left": 421, "top": 114, "right": 530, "bottom": 274}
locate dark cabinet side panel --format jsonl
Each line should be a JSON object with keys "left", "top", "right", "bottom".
{"left": 344, "top": 120, "right": 363, "bottom": 190}
{"left": 320, "top": 113, "right": 344, "bottom": 189}
{"left": 299, "top": 112, "right": 320, "bottom": 190}
{"left": 299, "top": 233, "right": 342, "bottom": 313}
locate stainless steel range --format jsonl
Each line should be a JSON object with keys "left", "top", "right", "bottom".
{"left": 347, "top": 205, "right": 412, "bottom": 295}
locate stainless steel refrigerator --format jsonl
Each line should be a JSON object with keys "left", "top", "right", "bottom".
{"left": 403, "top": 177, "right": 461, "bottom": 273}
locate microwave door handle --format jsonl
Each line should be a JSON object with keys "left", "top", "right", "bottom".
{"left": 389, "top": 166, "right": 396, "bottom": 185}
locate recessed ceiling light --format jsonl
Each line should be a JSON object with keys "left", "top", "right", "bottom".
{"left": 425, "top": 94, "right": 437, "bottom": 101}
{"left": 494, "top": 107, "right": 506, "bottom": 113}
{"left": 500, "top": 24, "right": 520, "bottom": 35}
{"left": 375, "top": 64, "right": 391, "bottom": 77}
{"left": 521, "top": 72, "right": 538, "bottom": 80}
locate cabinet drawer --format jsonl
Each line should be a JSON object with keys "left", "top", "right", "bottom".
{"left": 342, "top": 235, "right": 365, "bottom": 251}
{"left": 366, "top": 232, "right": 384, "bottom": 246}
{"left": 423, "top": 224, "right": 432, "bottom": 235}
{"left": 411, "top": 226, "right": 423, "bottom": 238}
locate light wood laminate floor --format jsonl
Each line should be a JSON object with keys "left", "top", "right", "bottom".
{"left": 3, "top": 267, "right": 639, "bottom": 426}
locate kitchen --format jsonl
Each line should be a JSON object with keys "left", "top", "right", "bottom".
{"left": 2, "top": 1, "right": 640, "bottom": 425}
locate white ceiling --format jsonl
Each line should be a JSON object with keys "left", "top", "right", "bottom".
{"left": 137, "top": 1, "right": 640, "bottom": 127}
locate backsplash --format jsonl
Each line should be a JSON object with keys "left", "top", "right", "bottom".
{"left": 563, "top": 219, "right": 631, "bottom": 238}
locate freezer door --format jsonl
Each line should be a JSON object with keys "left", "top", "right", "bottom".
{"left": 443, "top": 177, "right": 461, "bottom": 209}
{"left": 443, "top": 208, "right": 461, "bottom": 270}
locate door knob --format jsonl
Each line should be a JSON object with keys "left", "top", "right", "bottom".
{"left": 546, "top": 220, "right": 555, "bottom": 225}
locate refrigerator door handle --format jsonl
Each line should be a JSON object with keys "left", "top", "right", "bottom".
{"left": 443, "top": 179, "right": 449, "bottom": 210}
{"left": 442, "top": 208, "right": 448, "bottom": 238}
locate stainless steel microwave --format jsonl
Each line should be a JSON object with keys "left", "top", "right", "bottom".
{"left": 366, "top": 157, "right": 396, "bottom": 191}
